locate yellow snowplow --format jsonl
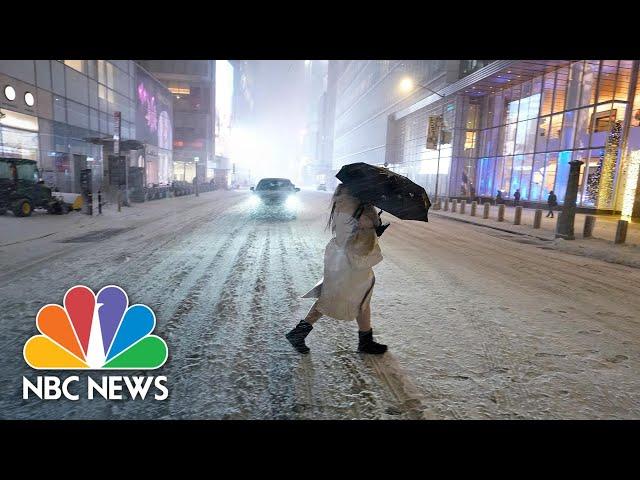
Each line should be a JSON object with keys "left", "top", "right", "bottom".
{"left": 51, "top": 192, "right": 83, "bottom": 211}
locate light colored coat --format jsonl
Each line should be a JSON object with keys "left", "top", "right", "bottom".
{"left": 303, "top": 191, "right": 383, "bottom": 321}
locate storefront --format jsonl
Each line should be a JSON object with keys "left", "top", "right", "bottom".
{"left": 135, "top": 64, "right": 173, "bottom": 187}
{"left": 466, "top": 60, "right": 640, "bottom": 216}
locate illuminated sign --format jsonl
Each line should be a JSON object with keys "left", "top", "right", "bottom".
{"left": 168, "top": 87, "right": 191, "bottom": 95}
{"left": 135, "top": 66, "right": 173, "bottom": 150}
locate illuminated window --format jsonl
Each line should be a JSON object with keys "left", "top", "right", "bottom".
{"left": 64, "top": 60, "right": 84, "bottom": 73}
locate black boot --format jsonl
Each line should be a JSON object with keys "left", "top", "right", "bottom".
{"left": 286, "top": 320, "right": 313, "bottom": 354}
{"left": 358, "top": 329, "right": 387, "bottom": 354}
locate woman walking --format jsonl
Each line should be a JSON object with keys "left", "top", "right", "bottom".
{"left": 286, "top": 184, "right": 389, "bottom": 355}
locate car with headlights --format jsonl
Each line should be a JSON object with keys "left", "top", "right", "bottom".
{"left": 250, "top": 177, "right": 301, "bottom": 213}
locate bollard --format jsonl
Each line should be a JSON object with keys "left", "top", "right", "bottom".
{"left": 615, "top": 220, "right": 628, "bottom": 244}
{"left": 451, "top": 199, "right": 457, "bottom": 213}
{"left": 514, "top": 206, "right": 522, "bottom": 225}
{"left": 533, "top": 209, "right": 542, "bottom": 229}
{"left": 497, "top": 204, "right": 505, "bottom": 222}
{"left": 483, "top": 202, "right": 490, "bottom": 219}
{"left": 434, "top": 199, "right": 442, "bottom": 211}
{"left": 98, "top": 190, "right": 102, "bottom": 215}
{"left": 460, "top": 200, "right": 466, "bottom": 214}
{"left": 117, "top": 190, "right": 122, "bottom": 212}
{"left": 444, "top": 198, "right": 449, "bottom": 211}
{"left": 583, "top": 215, "right": 596, "bottom": 238}
{"left": 470, "top": 201, "right": 477, "bottom": 217}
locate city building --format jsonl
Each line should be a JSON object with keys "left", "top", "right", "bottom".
{"left": 0, "top": 60, "right": 172, "bottom": 201}
{"left": 137, "top": 60, "right": 216, "bottom": 184}
{"left": 330, "top": 60, "right": 640, "bottom": 219}
{"left": 299, "top": 60, "right": 329, "bottom": 187}
{"left": 330, "top": 60, "right": 464, "bottom": 195}
{"left": 230, "top": 60, "right": 255, "bottom": 187}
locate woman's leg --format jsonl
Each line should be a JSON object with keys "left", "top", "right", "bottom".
{"left": 286, "top": 301, "right": 320, "bottom": 354}
{"left": 356, "top": 302, "right": 387, "bottom": 354}
{"left": 356, "top": 302, "right": 371, "bottom": 332}
{"left": 304, "top": 300, "right": 323, "bottom": 325}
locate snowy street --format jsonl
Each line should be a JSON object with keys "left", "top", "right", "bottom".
{"left": 1, "top": 189, "right": 640, "bottom": 419}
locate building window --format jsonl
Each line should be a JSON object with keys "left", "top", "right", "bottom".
{"left": 64, "top": 60, "right": 84, "bottom": 73}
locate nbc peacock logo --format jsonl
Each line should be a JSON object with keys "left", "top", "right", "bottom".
{"left": 24, "top": 285, "right": 168, "bottom": 370}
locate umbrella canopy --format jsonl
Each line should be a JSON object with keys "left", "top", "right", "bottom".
{"left": 336, "top": 162, "right": 431, "bottom": 222}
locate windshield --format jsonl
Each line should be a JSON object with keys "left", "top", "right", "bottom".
{"left": 17, "top": 163, "right": 38, "bottom": 182}
{"left": 256, "top": 178, "right": 293, "bottom": 190}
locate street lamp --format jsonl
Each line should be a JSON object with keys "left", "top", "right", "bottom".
{"left": 398, "top": 77, "right": 447, "bottom": 201}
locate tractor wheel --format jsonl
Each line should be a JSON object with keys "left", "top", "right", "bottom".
{"left": 14, "top": 199, "right": 33, "bottom": 217}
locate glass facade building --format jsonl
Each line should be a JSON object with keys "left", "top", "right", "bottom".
{"left": 0, "top": 60, "right": 173, "bottom": 197}
{"left": 471, "top": 60, "right": 639, "bottom": 213}
{"left": 365, "top": 59, "right": 640, "bottom": 218}
{"left": 331, "top": 60, "right": 455, "bottom": 176}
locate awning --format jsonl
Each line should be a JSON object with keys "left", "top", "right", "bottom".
{"left": 394, "top": 60, "right": 574, "bottom": 120}
{"left": 83, "top": 137, "right": 145, "bottom": 151}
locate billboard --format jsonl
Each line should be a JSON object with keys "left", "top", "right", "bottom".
{"left": 135, "top": 65, "right": 173, "bottom": 150}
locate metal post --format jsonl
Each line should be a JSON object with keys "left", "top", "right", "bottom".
{"left": 483, "top": 202, "right": 490, "bottom": 219}
{"left": 615, "top": 220, "right": 628, "bottom": 244}
{"left": 117, "top": 190, "right": 122, "bottom": 212}
{"left": 98, "top": 190, "right": 102, "bottom": 215}
{"left": 497, "top": 204, "right": 505, "bottom": 222}
{"left": 533, "top": 209, "right": 542, "bottom": 229}
{"left": 451, "top": 199, "right": 457, "bottom": 213}
{"left": 444, "top": 198, "right": 449, "bottom": 211}
{"left": 514, "top": 206, "right": 522, "bottom": 225}
{"left": 460, "top": 200, "right": 466, "bottom": 214}
{"left": 583, "top": 215, "right": 596, "bottom": 238}
{"left": 555, "top": 159, "right": 584, "bottom": 240}
{"left": 470, "top": 201, "right": 477, "bottom": 216}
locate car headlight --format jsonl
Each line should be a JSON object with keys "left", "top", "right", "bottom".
{"left": 249, "top": 195, "right": 262, "bottom": 207}
{"left": 285, "top": 195, "right": 300, "bottom": 210}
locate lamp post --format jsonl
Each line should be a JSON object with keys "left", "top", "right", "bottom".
{"left": 399, "top": 78, "right": 447, "bottom": 202}
{"left": 194, "top": 156, "right": 200, "bottom": 197}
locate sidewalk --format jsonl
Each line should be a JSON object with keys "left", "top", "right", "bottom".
{"left": 432, "top": 202, "right": 640, "bottom": 269}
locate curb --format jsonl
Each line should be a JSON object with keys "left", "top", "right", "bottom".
{"left": 431, "top": 211, "right": 554, "bottom": 242}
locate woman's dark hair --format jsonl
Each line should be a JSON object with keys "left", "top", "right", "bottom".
{"left": 326, "top": 184, "right": 348, "bottom": 232}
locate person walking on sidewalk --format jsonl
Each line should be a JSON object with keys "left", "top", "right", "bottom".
{"left": 546, "top": 190, "right": 558, "bottom": 218}
{"left": 513, "top": 189, "right": 521, "bottom": 206}
{"left": 495, "top": 190, "right": 503, "bottom": 205}
{"left": 286, "top": 184, "right": 389, "bottom": 355}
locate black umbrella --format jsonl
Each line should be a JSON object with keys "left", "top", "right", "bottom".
{"left": 335, "top": 162, "right": 431, "bottom": 222}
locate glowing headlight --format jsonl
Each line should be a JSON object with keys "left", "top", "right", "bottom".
{"left": 285, "top": 195, "right": 301, "bottom": 210}
{"left": 249, "top": 195, "right": 262, "bottom": 207}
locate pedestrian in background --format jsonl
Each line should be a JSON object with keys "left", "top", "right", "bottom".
{"left": 546, "top": 190, "right": 558, "bottom": 218}
{"left": 495, "top": 190, "right": 503, "bottom": 205}
{"left": 514, "top": 189, "right": 521, "bottom": 206}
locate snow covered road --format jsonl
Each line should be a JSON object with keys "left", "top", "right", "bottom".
{"left": 1, "top": 189, "right": 639, "bottom": 419}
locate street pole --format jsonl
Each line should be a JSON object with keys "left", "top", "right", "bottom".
{"left": 418, "top": 84, "right": 446, "bottom": 203}
{"left": 434, "top": 98, "right": 445, "bottom": 203}
{"left": 555, "top": 159, "right": 584, "bottom": 240}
